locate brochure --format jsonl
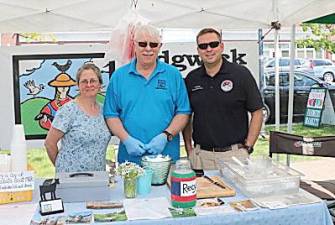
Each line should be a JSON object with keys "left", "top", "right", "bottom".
{"left": 30, "top": 216, "right": 66, "bottom": 225}
{"left": 229, "top": 199, "right": 259, "bottom": 211}
{"left": 66, "top": 211, "right": 92, "bottom": 224}
{"left": 168, "top": 207, "right": 196, "bottom": 218}
{"left": 94, "top": 210, "right": 127, "bottom": 222}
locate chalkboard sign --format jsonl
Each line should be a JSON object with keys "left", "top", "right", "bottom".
{"left": 303, "top": 88, "right": 327, "bottom": 128}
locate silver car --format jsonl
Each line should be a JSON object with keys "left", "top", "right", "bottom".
{"left": 264, "top": 58, "right": 335, "bottom": 83}
{"left": 308, "top": 59, "right": 335, "bottom": 83}
{"left": 264, "top": 57, "right": 309, "bottom": 73}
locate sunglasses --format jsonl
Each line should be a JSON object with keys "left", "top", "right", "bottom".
{"left": 137, "top": 41, "right": 160, "bottom": 48}
{"left": 198, "top": 41, "right": 220, "bottom": 50}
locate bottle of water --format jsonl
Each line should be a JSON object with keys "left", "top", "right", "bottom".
{"left": 170, "top": 159, "right": 196, "bottom": 208}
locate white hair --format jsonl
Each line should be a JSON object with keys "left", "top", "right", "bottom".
{"left": 134, "top": 24, "right": 161, "bottom": 42}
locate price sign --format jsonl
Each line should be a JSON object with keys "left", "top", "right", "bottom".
{"left": 303, "top": 88, "right": 326, "bottom": 128}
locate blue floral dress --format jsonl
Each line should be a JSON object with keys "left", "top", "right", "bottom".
{"left": 52, "top": 101, "right": 111, "bottom": 172}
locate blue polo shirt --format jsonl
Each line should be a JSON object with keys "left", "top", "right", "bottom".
{"left": 104, "top": 59, "right": 191, "bottom": 164}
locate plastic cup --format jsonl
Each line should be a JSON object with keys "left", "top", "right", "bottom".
{"left": 137, "top": 169, "right": 153, "bottom": 196}
{"left": 0, "top": 154, "right": 11, "bottom": 172}
{"left": 11, "top": 124, "right": 26, "bottom": 144}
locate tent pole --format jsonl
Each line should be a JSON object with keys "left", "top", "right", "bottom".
{"left": 287, "top": 24, "right": 296, "bottom": 166}
{"left": 273, "top": 0, "right": 280, "bottom": 135}
{"left": 274, "top": 28, "right": 280, "bottom": 161}
{"left": 274, "top": 29, "right": 280, "bottom": 131}
{"left": 258, "top": 28, "right": 266, "bottom": 138}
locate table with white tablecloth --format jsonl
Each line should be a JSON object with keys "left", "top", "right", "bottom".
{"left": 5, "top": 172, "right": 334, "bottom": 225}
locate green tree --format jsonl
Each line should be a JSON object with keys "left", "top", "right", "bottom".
{"left": 296, "top": 24, "right": 335, "bottom": 53}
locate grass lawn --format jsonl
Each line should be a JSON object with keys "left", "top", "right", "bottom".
{"left": 1, "top": 123, "right": 334, "bottom": 178}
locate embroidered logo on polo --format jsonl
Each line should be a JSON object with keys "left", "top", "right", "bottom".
{"left": 191, "top": 85, "right": 204, "bottom": 92}
{"left": 156, "top": 79, "right": 167, "bottom": 89}
{"left": 221, "top": 80, "right": 233, "bottom": 92}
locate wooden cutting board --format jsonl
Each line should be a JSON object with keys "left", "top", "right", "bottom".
{"left": 196, "top": 176, "right": 236, "bottom": 199}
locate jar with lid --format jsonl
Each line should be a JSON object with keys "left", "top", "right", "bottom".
{"left": 170, "top": 159, "right": 197, "bottom": 208}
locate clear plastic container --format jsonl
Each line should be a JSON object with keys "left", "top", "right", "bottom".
{"left": 218, "top": 156, "right": 302, "bottom": 197}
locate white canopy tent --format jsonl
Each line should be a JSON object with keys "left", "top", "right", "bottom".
{"left": 1, "top": 0, "right": 335, "bottom": 150}
{"left": 0, "top": 0, "right": 334, "bottom": 32}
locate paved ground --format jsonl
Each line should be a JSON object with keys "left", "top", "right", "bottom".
{"left": 291, "top": 158, "right": 335, "bottom": 181}
{"left": 291, "top": 158, "right": 335, "bottom": 199}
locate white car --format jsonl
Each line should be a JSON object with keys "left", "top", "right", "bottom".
{"left": 264, "top": 58, "right": 335, "bottom": 83}
{"left": 307, "top": 59, "right": 335, "bottom": 83}
{"left": 264, "top": 57, "right": 309, "bottom": 72}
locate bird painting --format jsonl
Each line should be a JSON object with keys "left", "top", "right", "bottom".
{"left": 52, "top": 59, "right": 72, "bottom": 73}
{"left": 24, "top": 80, "right": 45, "bottom": 97}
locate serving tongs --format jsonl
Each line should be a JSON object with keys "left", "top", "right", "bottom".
{"left": 203, "top": 175, "right": 226, "bottom": 190}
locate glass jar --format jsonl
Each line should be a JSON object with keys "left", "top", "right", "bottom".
{"left": 124, "top": 176, "right": 137, "bottom": 198}
{"left": 175, "top": 159, "right": 192, "bottom": 171}
{"left": 171, "top": 159, "right": 196, "bottom": 208}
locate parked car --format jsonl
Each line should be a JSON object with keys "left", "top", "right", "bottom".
{"left": 265, "top": 58, "right": 335, "bottom": 83}
{"left": 307, "top": 59, "right": 335, "bottom": 83}
{"left": 262, "top": 70, "right": 335, "bottom": 124}
{"left": 264, "top": 57, "right": 309, "bottom": 72}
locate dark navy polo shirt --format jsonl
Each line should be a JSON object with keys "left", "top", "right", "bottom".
{"left": 185, "top": 57, "right": 263, "bottom": 148}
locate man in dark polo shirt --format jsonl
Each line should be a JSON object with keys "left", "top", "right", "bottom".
{"left": 183, "top": 28, "right": 263, "bottom": 170}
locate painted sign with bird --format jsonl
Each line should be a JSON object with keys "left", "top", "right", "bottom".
{"left": 12, "top": 53, "right": 114, "bottom": 139}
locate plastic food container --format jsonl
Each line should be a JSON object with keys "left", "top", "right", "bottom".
{"left": 218, "top": 156, "right": 302, "bottom": 197}
{"left": 141, "top": 155, "right": 171, "bottom": 185}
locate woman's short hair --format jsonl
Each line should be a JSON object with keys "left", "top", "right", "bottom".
{"left": 76, "top": 63, "right": 102, "bottom": 84}
{"left": 196, "top": 28, "right": 222, "bottom": 43}
{"left": 134, "top": 24, "right": 161, "bottom": 42}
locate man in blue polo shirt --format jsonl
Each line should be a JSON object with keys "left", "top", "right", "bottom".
{"left": 103, "top": 24, "right": 191, "bottom": 164}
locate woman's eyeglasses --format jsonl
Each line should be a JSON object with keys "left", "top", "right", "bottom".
{"left": 79, "top": 79, "right": 99, "bottom": 85}
{"left": 198, "top": 41, "right": 220, "bottom": 50}
{"left": 137, "top": 41, "right": 160, "bottom": 48}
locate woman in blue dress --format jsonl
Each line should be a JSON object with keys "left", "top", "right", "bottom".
{"left": 45, "top": 63, "right": 111, "bottom": 173}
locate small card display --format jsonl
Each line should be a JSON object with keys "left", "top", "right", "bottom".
{"left": 39, "top": 198, "right": 64, "bottom": 216}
